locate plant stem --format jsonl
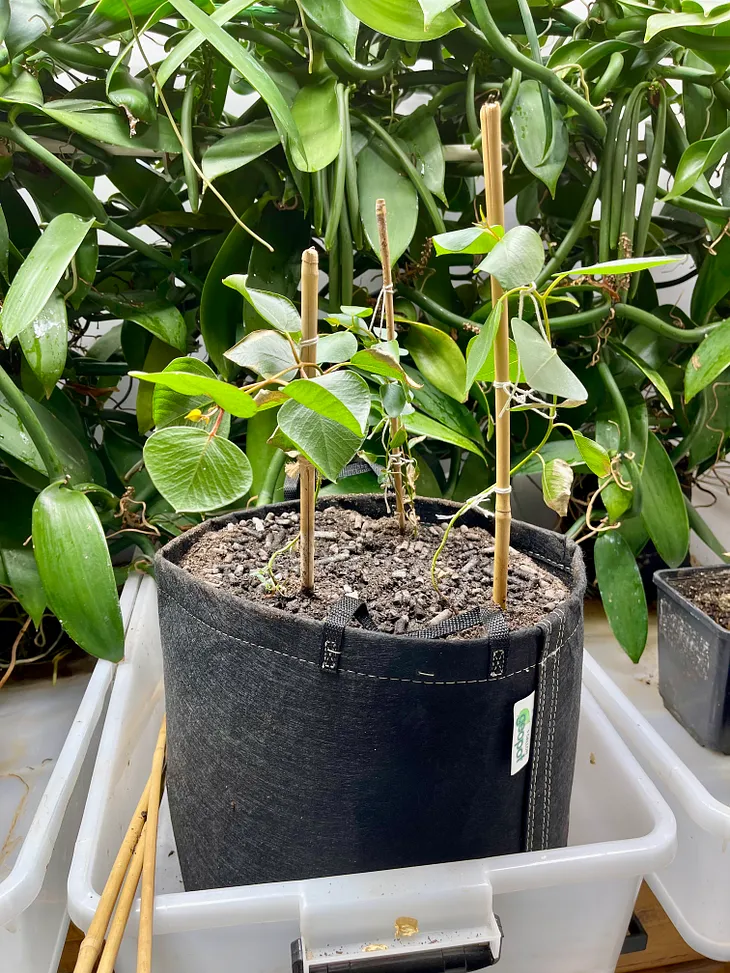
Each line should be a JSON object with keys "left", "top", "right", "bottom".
{"left": 256, "top": 449, "right": 286, "bottom": 507}
{"left": 670, "top": 388, "right": 710, "bottom": 466}
{"left": 0, "top": 364, "right": 65, "bottom": 481}
{"left": 469, "top": 0, "right": 607, "bottom": 139}
{"left": 536, "top": 165, "right": 601, "bottom": 285}
{"left": 102, "top": 221, "right": 202, "bottom": 291}
{"left": 597, "top": 359, "right": 631, "bottom": 451}
{"left": 482, "top": 102, "right": 511, "bottom": 609}
{"left": 299, "top": 247, "right": 319, "bottom": 592}
{"left": 376, "top": 199, "right": 407, "bottom": 533}
{"left": 614, "top": 303, "right": 720, "bottom": 343}
{"left": 324, "top": 84, "right": 348, "bottom": 252}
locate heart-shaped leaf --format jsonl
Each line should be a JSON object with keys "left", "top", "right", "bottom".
{"left": 277, "top": 401, "right": 364, "bottom": 481}
{"left": 283, "top": 371, "right": 370, "bottom": 435}
{"left": 511, "top": 318, "right": 588, "bottom": 400}
{"left": 432, "top": 224, "right": 504, "bottom": 256}
{"left": 223, "top": 274, "right": 301, "bottom": 333}
{"left": 476, "top": 226, "right": 545, "bottom": 290}
{"left": 130, "top": 370, "right": 258, "bottom": 417}
{"left": 223, "top": 329, "right": 298, "bottom": 380}
{"left": 144, "top": 426, "right": 253, "bottom": 512}
{"left": 152, "top": 357, "right": 231, "bottom": 435}
{"left": 317, "top": 331, "right": 358, "bottom": 364}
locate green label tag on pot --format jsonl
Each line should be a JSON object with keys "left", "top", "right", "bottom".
{"left": 511, "top": 691, "right": 535, "bottom": 776}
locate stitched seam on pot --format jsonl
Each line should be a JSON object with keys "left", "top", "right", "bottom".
{"left": 527, "top": 616, "right": 550, "bottom": 851}
{"left": 542, "top": 608, "right": 564, "bottom": 849}
{"left": 168, "top": 598, "right": 579, "bottom": 685}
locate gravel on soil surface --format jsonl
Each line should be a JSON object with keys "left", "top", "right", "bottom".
{"left": 671, "top": 570, "right": 730, "bottom": 631}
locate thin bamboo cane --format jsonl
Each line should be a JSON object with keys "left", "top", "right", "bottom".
{"left": 481, "top": 102, "right": 512, "bottom": 608}
{"left": 300, "top": 246, "right": 319, "bottom": 592}
{"left": 136, "top": 716, "right": 167, "bottom": 973}
{"left": 95, "top": 823, "right": 147, "bottom": 973}
{"left": 72, "top": 781, "right": 151, "bottom": 973}
{"left": 375, "top": 198, "right": 407, "bottom": 534}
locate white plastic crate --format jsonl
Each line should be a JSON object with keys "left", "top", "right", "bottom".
{"left": 584, "top": 631, "right": 730, "bottom": 961}
{"left": 69, "top": 576, "right": 676, "bottom": 973}
{"left": 0, "top": 575, "right": 139, "bottom": 973}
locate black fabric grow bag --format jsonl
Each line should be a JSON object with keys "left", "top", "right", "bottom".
{"left": 156, "top": 496, "right": 586, "bottom": 892}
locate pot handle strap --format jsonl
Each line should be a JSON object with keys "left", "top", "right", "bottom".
{"left": 320, "top": 595, "right": 510, "bottom": 679}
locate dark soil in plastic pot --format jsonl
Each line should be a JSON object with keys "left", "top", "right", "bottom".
{"left": 669, "top": 569, "right": 730, "bottom": 630}
{"left": 180, "top": 504, "right": 569, "bottom": 633}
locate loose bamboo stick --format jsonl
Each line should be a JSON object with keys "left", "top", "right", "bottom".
{"left": 300, "top": 246, "right": 319, "bottom": 592}
{"left": 481, "top": 102, "right": 512, "bottom": 609}
{"left": 137, "top": 715, "right": 167, "bottom": 973}
{"left": 375, "top": 198, "right": 407, "bottom": 534}
{"left": 95, "top": 824, "right": 147, "bottom": 973}
{"left": 72, "top": 781, "right": 151, "bottom": 973}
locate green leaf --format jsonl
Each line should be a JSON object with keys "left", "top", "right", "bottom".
{"left": 291, "top": 75, "right": 342, "bottom": 172}
{"left": 352, "top": 341, "right": 420, "bottom": 386}
{"left": 466, "top": 299, "right": 502, "bottom": 389}
{"left": 476, "top": 226, "right": 545, "bottom": 290}
{"left": 572, "top": 431, "right": 611, "bottom": 477}
{"left": 645, "top": 5, "right": 730, "bottom": 42}
{"left": 594, "top": 530, "right": 648, "bottom": 663}
{"left": 402, "top": 410, "right": 485, "bottom": 457}
{"left": 6, "top": 0, "right": 56, "bottom": 57}
{"left": 692, "top": 234, "right": 730, "bottom": 323}
{"left": 317, "top": 331, "right": 358, "bottom": 363}
{"left": 685, "top": 321, "right": 730, "bottom": 400}
{"left": 611, "top": 341, "right": 674, "bottom": 407}
{"left": 343, "top": 0, "right": 462, "bottom": 40}
{"left": 0, "top": 389, "right": 92, "bottom": 483}
{"left": 511, "top": 318, "right": 588, "bottom": 400}
{"left": 473, "top": 337, "right": 522, "bottom": 384}
{"left": 541, "top": 457, "right": 573, "bottom": 517}
{"left": 0, "top": 69, "right": 44, "bottom": 106}
{"left": 277, "top": 400, "right": 363, "bottom": 481}
{"left": 405, "top": 321, "right": 467, "bottom": 402}
{"left": 95, "top": 292, "right": 187, "bottom": 351}
{"left": 381, "top": 382, "right": 409, "bottom": 418}
{"left": 514, "top": 437, "right": 586, "bottom": 476}
{"left": 640, "top": 431, "right": 689, "bottom": 568}
{"left": 223, "top": 274, "right": 301, "bottom": 333}
{"left": 358, "top": 142, "right": 418, "bottom": 263}
{"left": 152, "top": 357, "right": 231, "bottom": 435}
{"left": 394, "top": 109, "right": 446, "bottom": 203}
{"left": 561, "top": 255, "right": 683, "bottom": 276}
{"left": 283, "top": 371, "right": 370, "bottom": 435}
{"left": 17, "top": 291, "right": 67, "bottom": 398}
{"left": 405, "top": 366, "right": 483, "bottom": 445}
{"left": 144, "top": 426, "right": 253, "bottom": 512}
{"left": 32, "top": 482, "right": 124, "bottom": 661}
{"left": 0, "top": 481, "right": 45, "bottom": 626}
{"left": 107, "top": 68, "right": 156, "bottom": 127}
{"left": 511, "top": 81, "right": 568, "bottom": 198}
{"left": 42, "top": 104, "right": 181, "bottom": 153}
{"left": 301, "top": 0, "right": 358, "bottom": 55}
{"left": 0, "top": 214, "right": 93, "bottom": 343}
{"left": 665, "top": 127, "right": 730, "bottom": 201}
{"left": 432, "top": 224, "right": 503, "bottom": 256}
{"left": 130, "top": 370, "right": 257, "bottom": 417}
{"left": 157, "top": 0, "right": 257, "bottom": 89}
{"left": 417, "top": 0, "right": 460, "bottom": 27}
{"left": 201, "top": 120, "right": 280, "bottom": 183}
{"left": 224, "top": 329, "right": 298, "bottom": 379}
{"left": 167, "top": 0, "right": 303, "bottom": 156}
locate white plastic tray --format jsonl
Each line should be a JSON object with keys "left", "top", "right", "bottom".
{"left": 584, "top": 618, "right": 730, "bottom": 960}
{"left": 0, "top": 575, "right": 138, "bottom": 973}
{"left": 69, "top": 576, "right": 676, "bottom": 973}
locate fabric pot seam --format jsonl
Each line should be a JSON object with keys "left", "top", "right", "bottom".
{"left": 165, "top": 592, "right": 581, "bottom": 686}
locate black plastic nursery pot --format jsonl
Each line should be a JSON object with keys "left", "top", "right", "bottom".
{"left": 655, "top": 566, "right": 730, "bottom": 753}
{"left": 156, "top": 496, "right": 586, "bottom": 892}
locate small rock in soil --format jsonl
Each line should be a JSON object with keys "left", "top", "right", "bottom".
{"left": 180, "top": 504, "right": 570, "bottom": 635}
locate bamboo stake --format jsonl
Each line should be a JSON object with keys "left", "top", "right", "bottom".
{"left": 73, "top": 781, "right": 151, "bottom": 973}
{"left": 95, "top": 824, "right": 147, "bottom": 973}
{"left": 300, "top": 246, "right": 319, "bottom": 592}
{"left": 137, "top": 715, "right": 167, "bottom": 973}
{"left": 375, "top": 199, "right": 407, "bottom": 534}
{"left": 481, "top": 102, "right": 512, "bottom": 609}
